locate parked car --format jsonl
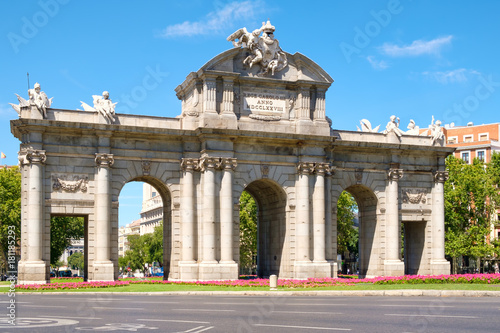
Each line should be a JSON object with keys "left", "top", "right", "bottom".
{"left": 58, "top": 270, "right": 72, "bottom": 277}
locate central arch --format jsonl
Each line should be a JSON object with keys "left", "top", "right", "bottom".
{"left": 242, "top": 179, "right": 287, "bottom": 278}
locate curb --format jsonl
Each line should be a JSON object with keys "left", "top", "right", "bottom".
{"left": 11, "top": 290, "right": 500, "bottom": 297}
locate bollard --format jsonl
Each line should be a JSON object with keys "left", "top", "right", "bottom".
{"left": 270, "top": 274, "right": 277, "bottom": 290}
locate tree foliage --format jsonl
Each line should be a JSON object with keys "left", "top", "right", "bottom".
{"left": 337, "top": 191, "right": 359, "bottom": 256}
{"left": 50, "top": 216, "right": 84, "bottom": 265}
{"left": 0, "top": 167, "right": 21, "bottom": 272}
{"left": 67, "top": 252, "right": 84, "bottom": 270}
{"left": 239, "top": 191, "right": 257, "bottom": 274}
{"left": 444, "top": 155, "right": 500, "bottom": 266}
{"left": 121, "top": 223, "right": 163, "bottom": 274}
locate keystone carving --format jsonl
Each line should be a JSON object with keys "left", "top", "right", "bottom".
{"left": 142, "top": 160, "right": 151, "bottom": 176}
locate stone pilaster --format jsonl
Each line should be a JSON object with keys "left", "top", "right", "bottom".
{"left": 313, "top": 88, "right": 326, "bottom": 121}
{"left": 92, "top": 153, "right": 114, "bottom": 281}
{"left": 203, "top": 77, "right": 217, "bottom": 114}
{"left": 431, "top": 170, "right": 451, "bottom": 274}
{"left": 298, "top": 87, "right": 311, "bottom": 120}
{"left": 18, "top": 149, "right": 48, "bottom": 284}
{"left": 384, "top": 167, "right": 404, "bottom": 276}
{"left": 220, "top": 78, "right": 238, "bottom": 129}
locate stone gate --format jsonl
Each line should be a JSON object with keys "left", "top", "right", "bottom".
{"left": 11, "top": 22, "right": 453, "bottom": 283}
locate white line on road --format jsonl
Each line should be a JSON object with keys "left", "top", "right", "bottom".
{"left": 23, "top": 305, "right": 67, "bottom": 308}
{"left": 272, "top": 311, "right": 343, "bottom": 315}
{"left": 285, "top": 303, "right": 348, "bottom": 306}
{"left": 255, "top": 323, "right": 351, "bottom": 331}
{"left": 385, "top": 314, "right": 479, "bottom": 319}
{"left": 137, "top": 319, "right": 211, "bottom": 324}
{"left": 184, "top": 326, "right": 215, "bottom": 333}
{"left": 380, "top": 304, "right": 455, "bottom": 308}
{"left": 173, "top": 309, "right": 235, "bottom": 312}
{"left": 39, "top": 316, "right": 102, "bottom": 320}
{"left": 204, "top": 302, "right": 253, "bottom": 305}
{"left": 92, "top": 307, "right": 145, "bottom": 310}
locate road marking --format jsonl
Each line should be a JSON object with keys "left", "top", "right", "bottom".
{"left": 204, "top": 302, "right": 252, "bottom": 305}
{"left": 40, "top": 316, "right": 102, "bottom": 320}
{"left": 385, "top": 314, "right": 479, "bottom": 319}
{"left": 23, "top": 305, "right": 67, "bottom": 308}
{"left": 137, "top": 319, "right": 211, "bottom": 324}
{"left": 272, "top": 311, "right": 343, "bottom": 315}
{"left": 380, "top": 304, "right": 455, "bottom": 308}
{"left": 92, "top": 307, "right": 145, "bottom": 310}
{"left": 255, "top": 323, "right": 351, "bottom": 331}
{"left": 173, "top": 309, "right": 235, "bottom": 312}
{"left": 184, "top": 326, "right": 214, "bottom": 333}
{"left": 286, "top": 303, "right": 348, "bottom": 306}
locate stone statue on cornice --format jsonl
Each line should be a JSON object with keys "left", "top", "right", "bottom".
{"left": 227, "top": 20, "right": 288, "bottom": 76}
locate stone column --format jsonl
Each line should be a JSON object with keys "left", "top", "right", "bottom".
{"left": 296, "top": 162, "right": 314, "bottom": 262}
{"left": 201, "top": 157, "right": 219, "bottom": 263}
{"left": 313, "top": 163, "right": 328, "bottom": 262}
{"left": 384, "top": 167, "right": 404, "bottom": 276}
{"left": 18, "top": 149, "right": 48, "bottom": 284}
{"left": 180, "top": 158, "right": 198, "bottom": 263}
{"left": 26, "top": 150, "right": 46, "bottom": 262}
{"left": 221, "top": 79, "right": 234, "bottom": 115}
{"left": 93, "top": 153, "right": 114, "bottom": 281}
{"left": 220, "top": 158, "right": 237, "bottom": 263}
{"left": 431, "top": 171, "right": 451, "bottom": 274}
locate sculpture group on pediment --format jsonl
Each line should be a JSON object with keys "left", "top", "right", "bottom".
{"left": 227, "top": 20, "right": 288, "bottom": 76}
{"left": 357, "top": 115, "right": 445, "bottom": 145}
{"left": 81, "top": 91, "right": 117, "bottom": 123}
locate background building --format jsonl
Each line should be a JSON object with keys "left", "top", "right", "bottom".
{"left": 444, "top": 122, "right": 500, "bottom": 163}
{"left": 140, "top": 183, "right": 163, "bottom": 235}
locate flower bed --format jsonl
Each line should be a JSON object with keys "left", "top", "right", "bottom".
{"left": 15, "top": 273, "right": 500, "bottom": 291}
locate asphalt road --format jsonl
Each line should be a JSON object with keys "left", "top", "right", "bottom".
{"left": 1, "top": 294, "right": 499, "bottom": 332}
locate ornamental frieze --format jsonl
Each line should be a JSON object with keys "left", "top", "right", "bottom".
{"left": 52, "top": 174, "right": 89, "bottom": 193}
{"left": 402, "top": 189, "right": 427, "bottom": 204}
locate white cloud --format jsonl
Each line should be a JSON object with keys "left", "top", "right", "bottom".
{"left": 422, "top": 68, "right": 480, "bottom": 84}
{"left": 158, "top": 1, "right": 263, "bottom": 38}
{"left": 366, "top": 56, "right": 388, "bottom": 70}
{"left": 380, "top": 35, "right": 453, "bottom": 57}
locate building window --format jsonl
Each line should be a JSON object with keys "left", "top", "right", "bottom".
{"left": 463, "top": 135, "right": 473, "bottom": 143}
{"left": 152, "top": 191, "right": 157, "bottom": 197}
{"left": 477, "top": 150, "right": 486, "bottom": 162}
{"left": 461, "top": 151, "right": 470, "bottom": 164}
{"left": 447, "top": 137, "right": 457, "bottom": 144}
{"left": 479, "top": 133, "right": 489, "bottom": 141}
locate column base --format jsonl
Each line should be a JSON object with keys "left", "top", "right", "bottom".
{"left": 17, "top": 260, "right": 50, "bottom": 284}
{"left": 198, "top": 261, "right": 239, "bottom": 280}
{"left": 430, "top": 260, "right": 451, "bottom": 275}
{"left": 328, "top": 260, "right": 338, "bottom": 278}
{"left": 90, "top": 261, "right": 114, "bottom": 281}
{"left": 294, "top": 261, "right": 333, "bottom": 279}
{"left": 384, "top": 259, "right": 404, "bottom": 276}
{"left": 179, "top": 261, "right": 199, "bottom": 281}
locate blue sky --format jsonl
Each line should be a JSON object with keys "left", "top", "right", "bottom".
{"left": 1, "top": 0, "right": 499, "bottom": 226}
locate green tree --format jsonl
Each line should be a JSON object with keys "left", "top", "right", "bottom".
{"left": 67, "top": 252, "right": 84, "bottom": 271}
{"left": 123, "top": 234, "right": 151, "bottom": 274}
{"left": 239, "top": 191, "right": 257, "bottom": 275}
{"left": 444, "top": 155, "right": 500, "bottom": 273}
{"left": 337, "top": 191, "right": 359, "bottom": 257}
{"left": 0, "top": 167, "right": 21, "bottom": 273}
{"left": 50, "top": 216, "right": 85, "bottom": 265}
{"left": 149, "top": 222, "right": 163, "bottom": 268}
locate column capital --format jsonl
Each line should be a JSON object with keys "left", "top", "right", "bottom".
{"left": 387, "top": 168, "right": 403, "bottom": 181}
{"left": 180, "top": 158, "right": 200, "bottom": 171}
{"left": 297, "top": 161, "right": 315, "bottom": 175}
{"left": 95, "top": 153, "right": 114, "bottom": 167}
{"left": 26, "top": 149, "right": 46, "bottom": 164}
{"left": 434, "top": 170, "right": 449, "bottom": 183}
{"left": 315, "top": 162, "right": 331, "bottom": 175}
{"left": 221, "top": 157, "right": 237, "bottom": 171}
{"left": 200, "top": 156, "right": 220, "bottom": 171}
